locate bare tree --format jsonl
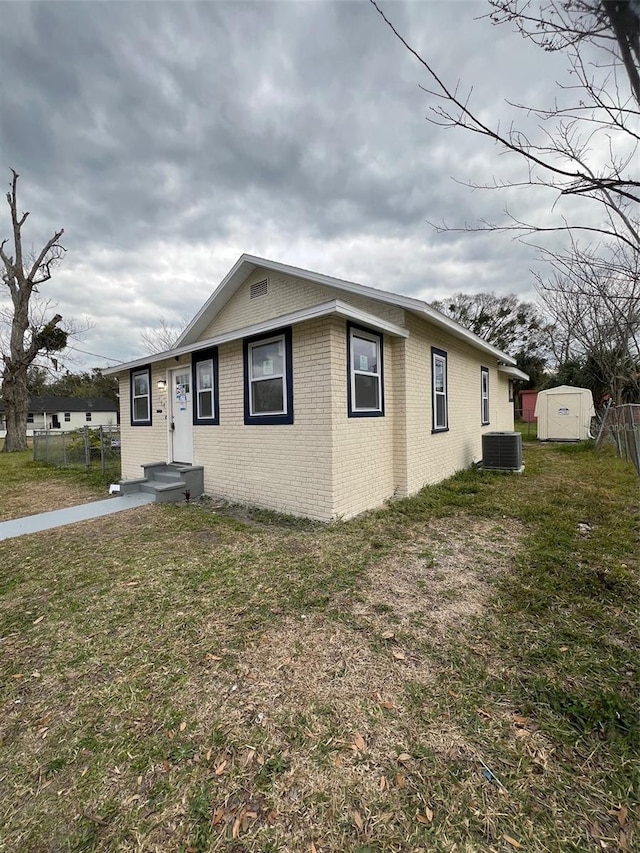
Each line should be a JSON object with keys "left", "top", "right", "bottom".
{"left": 0, "top": 169, "right": 68, "bottom": 451}
{"left": 140, "top": 318, "right": 187, "bottom": 354}
{"left": 535, "top": 240, "right": 640, "bottom": 401}
{"left": 370, "top": 0, "right": 640, "bottom": 251}
{"left": 371, "top": 0, "right": 640, "bottom": 394}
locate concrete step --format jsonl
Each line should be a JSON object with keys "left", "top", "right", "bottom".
{"left": 139, "top": 481, "right": 188, "bottom": 503}
{"left": 121, "top": 462, "right": 204, "bottom": 504}
{"left": 153, "top": 471, "right": 183, "bottom": 484}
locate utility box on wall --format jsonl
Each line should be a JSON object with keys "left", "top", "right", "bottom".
{"left": 534, "top": 385, "right": 595, "bottom": 441}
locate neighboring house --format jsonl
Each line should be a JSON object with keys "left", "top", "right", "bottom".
{"left": 104, "top": 254, "right": 528, "bottom": 522}
{"left": 0, "top": 396, "right": 118, "bottom": 437}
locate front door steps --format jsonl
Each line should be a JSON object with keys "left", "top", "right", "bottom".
{"left": 119, "top": 462, "right": 204, "bottom": 504}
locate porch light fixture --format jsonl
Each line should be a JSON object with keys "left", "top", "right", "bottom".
{"left": 157, "top": 379, "right": 167, "bottom": 390}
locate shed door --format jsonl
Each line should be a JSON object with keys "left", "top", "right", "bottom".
{"left": 546, "top": 392, "right": 579, "bottom": 440}
{"left": 170, "top": 368, "right": 193, "bottom": 463}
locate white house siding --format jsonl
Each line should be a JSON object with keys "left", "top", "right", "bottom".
{"left": 200, "top": 268, "right": 405, "bottom": 340}
{"left": 0, "top": 410, "right": 116, "bottom": 438}
{"left": 56, "top": 411, "right": 117, "bottom": 431}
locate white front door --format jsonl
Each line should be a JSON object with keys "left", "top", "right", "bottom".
{"left": 170, "top": 367, "right": 193, "bottom": 463}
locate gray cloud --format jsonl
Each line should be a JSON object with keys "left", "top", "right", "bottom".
{"left": 0, "top": 0, "right": 575, "bottom": 369}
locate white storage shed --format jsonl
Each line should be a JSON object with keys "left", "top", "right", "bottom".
{"left": 534, "top": 385, "right": 595, "bottom": 441}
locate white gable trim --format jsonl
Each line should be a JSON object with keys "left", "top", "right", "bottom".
{"left": 104, "top": 299, "right": 408, "bottom": 375}
{"left": 175, "top": 254, "right": 517, "bottom": 366}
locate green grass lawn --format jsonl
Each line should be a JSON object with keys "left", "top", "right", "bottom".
{"left": 0, "top": 442, "right": 637, "bottom": 852}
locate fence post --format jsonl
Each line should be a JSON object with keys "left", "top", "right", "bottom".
{"left": 100, "top": 426, "right": 106, "bottom": 474}
{"left": 45, "top": 430, "right": 49, "bottom": 463}
{"left": 84, "top": 428, "right": 91, "bottom": 470}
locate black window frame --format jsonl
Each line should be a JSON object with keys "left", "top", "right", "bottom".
{"left": 64, "top": 412, "right": 71, "bottom": 422}
{"left": 130, "top": 364, "right": 152, "bottom": 427}
{"left": 243, "top": 326, "right": 294, "bottom": 426}
{"left": 192, "top": 347, "right": 220, "bottom": 425}
{"left": 481, "top": 366, "right": 490, "bottom": 426}
{"left": 431, "top": 347, "right": 449, "bottom": 433}
{"left": 347, "top": 322, "right": 385, "bottom": 418}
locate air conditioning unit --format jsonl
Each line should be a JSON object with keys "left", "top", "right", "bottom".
{"left": 482, "top": 431, "right": 523, "bottom": 472}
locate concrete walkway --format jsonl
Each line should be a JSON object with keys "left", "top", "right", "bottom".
{"left": 0, "top": 492, "right": 155, "bottom": 542}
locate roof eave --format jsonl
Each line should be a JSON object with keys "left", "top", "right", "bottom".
{"left": 104, "top": 299, "right": 409, "bottom": 375}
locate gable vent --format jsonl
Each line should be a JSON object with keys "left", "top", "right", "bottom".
{"left": 250, "top": 279, "right": 268, "bottom": 299}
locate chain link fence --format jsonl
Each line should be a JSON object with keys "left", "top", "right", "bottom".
{"left": 33, "top": 426, "right": 121, "bottom": 477}
{"left": 595, "top": 404, "right": 640, "bottom": 475}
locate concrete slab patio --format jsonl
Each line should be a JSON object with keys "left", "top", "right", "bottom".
{"left": 0, "top": 492, "right": 155, "bottom": 541}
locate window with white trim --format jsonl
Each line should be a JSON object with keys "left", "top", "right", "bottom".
{"left": 130, "top": 365, "right": 152, "bottom": 426}
{"left": 348, "top": 324, "right": 384, "bottom": 417}
{"left": 432, "top": 348, "right": 448, "bottom": 432}
{"left": 481, "top": 367, "right": 490, "bottom": 425}
{"left": 192, "top": 346, "right": 219, "bottom": 425}
{"left": 243, "top": 328, "right": 293, "bottom": 425}
{"left": 64, "top": 412, "right": 71, "bottom": 422}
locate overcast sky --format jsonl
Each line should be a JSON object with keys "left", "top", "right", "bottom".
{"left": 0, "top": 0, "right": 579, "bottom": 371}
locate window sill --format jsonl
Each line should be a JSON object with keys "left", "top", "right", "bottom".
{"left": 244, "top": 413, "right": 294, "bottom": 426}
{"left": 348, "top": 410, "right": 385, "bottom": 418}
{"left": 431, "top": 427, "right": 449, "bottom": 434}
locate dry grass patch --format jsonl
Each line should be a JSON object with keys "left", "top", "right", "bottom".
{"left": 0, "top": 479, "right": 106, "bottom": 521}
{"left": 352, "top": 517, "right": 525, "bottom": 636}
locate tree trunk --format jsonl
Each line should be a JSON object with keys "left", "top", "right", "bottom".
{"left": 1, "top": 169, "right": 67, "bottom": 452}
{"left": 2, "top": 369, "right": 29, "bottom": 451}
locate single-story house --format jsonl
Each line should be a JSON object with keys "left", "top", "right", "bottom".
{"left": 0, "top": 396, "right": 118, "bottom": 437}
{"left": 104, "top": 254, "right": 528, "bottom": 522}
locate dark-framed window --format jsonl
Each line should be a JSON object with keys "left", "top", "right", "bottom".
{"left": 85, "top": 412, "right": 92, "bottom": 422}
{"left": 243, "top": 326, "right": 293, "bottom": 425}
{"left": 130, "top": 365, "right": 152, "bottom": 426}
{"left": 481, "top": 366, "right": 490, "bottom": 425}
{"left": 27, "top": 413, "right": 34, "bottom": 424}
{"left": 508, "top": 379, "right": 515, "bottom": 402}
{"left": 431, "top": 347, "right": 448, "bottom": 432}
{"left": 192, "top": 346, "right": 220, "bottom": 425}
{"left": 64, "top": 412, "right": 71, "bottom": 422}
{"left": 347, "top": 322, "right": 384, "bottom": 417}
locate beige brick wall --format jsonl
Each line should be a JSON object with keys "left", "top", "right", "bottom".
{"left": 402, "top": 314, "right": 515, "bottom": 495}
{"left": 192, "top": 318, "right": 334, "bottom": 521}
{"left": 328, "top": 318, "right": 404, "bottom": 519}
{"left": 119, "top": 357, "right": 191, "bottom": 479}
{"left": 201, "top": 268, "right": 405, "bottom": 339}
